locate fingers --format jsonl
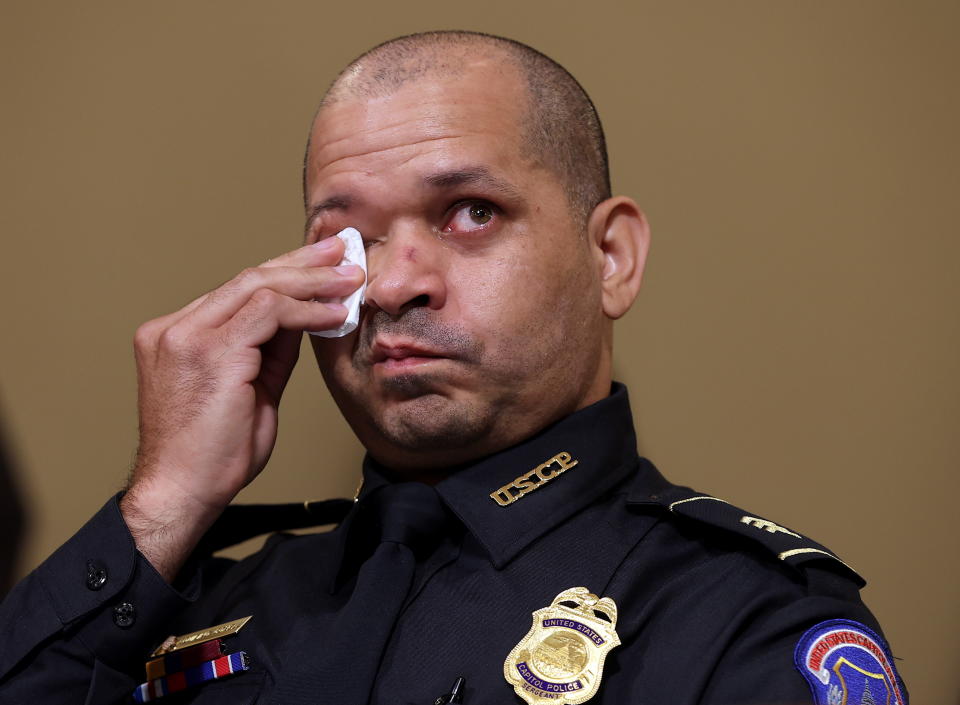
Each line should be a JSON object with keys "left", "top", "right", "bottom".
{"left": 217, "top": 290, "right": 346, "bottom": 348}
{"left": 193, "top": 238, "right": 355, "bottom": 327}
{"left": 141, "top": 238, "right": 352, "bottom": 337}
{"left": 191, "top": 262, "right": 363, "bottom": 328}
{"left": 260, "top": 236, "right": 345, "bottom": 269}
{"left": 134, "top": 238, "right": 361, "bottom": 359}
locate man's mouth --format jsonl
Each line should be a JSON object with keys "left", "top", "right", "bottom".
{"left": 369, "top": 338, "right": 451, "bottom": 372}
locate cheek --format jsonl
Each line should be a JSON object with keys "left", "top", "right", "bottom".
{"left": 449, "top": 254, "right": 527, "bottom": 329}
{"left": 310, "top": 336, "right": 355, "bottom": 385}
{"left": 449, "top": 242, "right": 596, "bottom": 350}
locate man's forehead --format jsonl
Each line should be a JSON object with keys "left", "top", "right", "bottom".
{"left": 306, "top": 62, "right": 530, "bottom": 183}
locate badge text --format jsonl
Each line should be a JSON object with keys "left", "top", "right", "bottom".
{"left": 516, "top": 663, "right": 584, "bottom": 693}
{"left": 489, "top": 452, "right": 579, "bottom": 507}
{"left": 542, "top": 618, "right": 605, "bottom": 646}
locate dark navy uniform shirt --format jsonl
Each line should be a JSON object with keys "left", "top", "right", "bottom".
{"left": 0, "top": 384, "right": 907, "bottom": 704}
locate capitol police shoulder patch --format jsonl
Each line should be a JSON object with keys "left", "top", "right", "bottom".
{"left": 795, "top": 619, "right": 907, "bottom": 705}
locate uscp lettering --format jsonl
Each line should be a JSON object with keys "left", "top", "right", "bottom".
{"left": 489, "top": 452, "right": 579, "bottom": 507}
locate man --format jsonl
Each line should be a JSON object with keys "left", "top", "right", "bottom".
{"left": 0, "top": 31, "right": 906, "bottom": 705}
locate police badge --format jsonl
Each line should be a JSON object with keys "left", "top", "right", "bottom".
{"left": 504, "top": 587, "right": 620, "bottom": 704}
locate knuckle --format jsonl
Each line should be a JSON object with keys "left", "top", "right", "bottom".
{"left": 234, "top": 266, "right": 262, "bottom": 287}
{"left": 133, "top": 321, "right": 158, "bottom": 349}
{"left": 249, "top": 288, "right": 278, "bottom": 308}
{"left": 157, "top": 323, "right": 194, "bottom": 352}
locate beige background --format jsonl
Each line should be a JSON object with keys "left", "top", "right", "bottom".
{"left": 1, "top": 2, "right": 956, "bottom": 702}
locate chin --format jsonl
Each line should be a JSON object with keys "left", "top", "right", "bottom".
{"left": 371, "top": 391, "right": 496, "bottom": 453}
{"left": 377, "top": 371, "right": 447, "bottom": 400}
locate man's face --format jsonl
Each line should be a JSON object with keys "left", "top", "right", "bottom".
{"left": 304, "top": 57, "right": 610, "bottom": 472}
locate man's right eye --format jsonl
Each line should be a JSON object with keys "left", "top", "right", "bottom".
{"left": 442, "top": 200, "right": 499, "bottom": 234}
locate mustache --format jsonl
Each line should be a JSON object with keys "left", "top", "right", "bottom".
{"left": 356, "top": 307, "right": 484, "bottom": 364}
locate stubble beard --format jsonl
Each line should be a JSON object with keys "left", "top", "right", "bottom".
{"left": 348, "top": 308, "right": 497, "bottom": 453}
{"left": 373, "top": 378, "right": 497, "bottom": 452}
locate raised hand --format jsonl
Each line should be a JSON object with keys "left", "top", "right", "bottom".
{"left": 120, "top": 237, "right": 364, "bottom": 581}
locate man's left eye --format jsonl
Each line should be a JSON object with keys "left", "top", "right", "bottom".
{"left": 443, "top": 202, "right": 496, "bottom": 233}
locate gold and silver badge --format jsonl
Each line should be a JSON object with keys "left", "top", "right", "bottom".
{"left": 504, "top": 587, "right": 620, "bottom": 704}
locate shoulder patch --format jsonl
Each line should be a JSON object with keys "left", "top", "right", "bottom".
{"left": 795, "top": 619, "right": 907, "bottom": 705}
{"left": 633, "top": 489, "right": 863, "bottom": 586}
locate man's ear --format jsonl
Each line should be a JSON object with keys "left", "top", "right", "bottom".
{"left": 587, "top": 196, "right": 651, "bottom": 319}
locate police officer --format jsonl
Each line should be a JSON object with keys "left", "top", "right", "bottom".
{"left": 0, "top": 31, "right": 907, "bottom": 705}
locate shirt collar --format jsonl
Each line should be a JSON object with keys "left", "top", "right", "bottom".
{"left": 357, "top": 382, "right": 641, "bottom": 569}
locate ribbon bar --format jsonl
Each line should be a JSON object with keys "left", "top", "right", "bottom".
{"left": 145, "top": 639, "right": 224, "bottom": 680}
{"left": 133, "top": 651, "right": 249, "bottom": 703}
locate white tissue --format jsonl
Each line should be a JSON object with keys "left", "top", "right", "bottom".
{"left": 308, "top": 227, "right": 367, "bottom": 338}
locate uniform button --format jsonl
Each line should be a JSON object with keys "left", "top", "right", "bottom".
{"left": 113, "top": 602, "right": 136, "bottom": 628}
{"left": 85, "top": 560, "right": 108, "bottom": 590}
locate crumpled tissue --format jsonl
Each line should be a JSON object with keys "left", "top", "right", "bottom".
{"left": 308, "top": 226, "right": 367, "bottom": 338}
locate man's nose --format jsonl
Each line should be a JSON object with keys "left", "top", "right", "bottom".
{"left": 363, "top": 227, "right": 447, "bottom": 316}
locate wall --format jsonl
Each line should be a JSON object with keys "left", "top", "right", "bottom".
{"left": 1, "top": 2, "right": 956, "bottom": 701}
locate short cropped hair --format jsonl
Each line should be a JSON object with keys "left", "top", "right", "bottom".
{"left": 305, "top": 31, "right": 611, "bottom": 225}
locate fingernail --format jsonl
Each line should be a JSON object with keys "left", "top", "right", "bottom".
{"left": 334, "top": 264, "right": 361, "bottom": 276}
{"left": 314, "top": 237, "right": 338, "bottom": 250}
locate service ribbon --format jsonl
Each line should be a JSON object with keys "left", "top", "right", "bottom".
{"left": 132, "top": 651, "right": 249, "bottom": 703}
{"left": 145, "top": 638, "right": 224, "bottom": 680}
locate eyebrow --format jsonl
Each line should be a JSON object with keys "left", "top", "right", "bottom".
{"left": 423, "top": 166, "right": 525, "bottom": 202}
{"left": 306, "top": 194, "right": 353, "bottom": 227}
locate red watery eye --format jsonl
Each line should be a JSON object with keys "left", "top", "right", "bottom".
{"left": 445, "top": 202, "right": 495, "bottom": 232}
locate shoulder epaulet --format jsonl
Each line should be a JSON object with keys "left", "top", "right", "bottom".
{"left": 629, "top": 482, "right": 864, "bottom": 587}
{"left": 194, "top": 498, "right": 354, "bottom": 555}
